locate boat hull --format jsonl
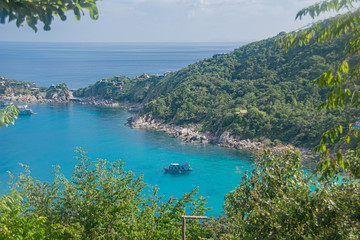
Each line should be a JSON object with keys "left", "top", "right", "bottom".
{"left": 164, "top": 163, "right": 192, "bottom": 174}
{"left": 164, "top": 168, "right": 192, "bottom": 174}
{"left": 19, "top": 109, "right": 34, "bottom": 115}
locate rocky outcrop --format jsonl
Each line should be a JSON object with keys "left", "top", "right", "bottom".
{"left": 73, "top": 97, "right": 120, "bottom": 106}
{"left": 0, "top": 93, "right": 74, "bottom": 103}
{"left": 45, "top": 90, "right": 73, "bottom": 102}
{"left": 217, "top": 131, "right": 309, "bottom": 157}
{"left": 126, "top": 115, "right": 318, "bottom": 159}
{"left": 1, "top": 94, "right": 48, "bottom": 103}
{"left": 126, "top": 114, "right": 212, "bottom": 144}
{"left": 218, "top": 131, "right": 262, "bottom": 150}
{"left": 173, "top": 128, "right": 212, "bottom": 144}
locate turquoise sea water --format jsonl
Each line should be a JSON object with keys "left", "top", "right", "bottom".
{"left": 0, "top": 42, "right": 253, "bottom": 217}
{"left": 0, "top": 103, "right": 253, "bottom": 216}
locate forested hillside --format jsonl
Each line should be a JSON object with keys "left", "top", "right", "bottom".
{"left": 75, "top": 33, "right": 359, "bottom": 147}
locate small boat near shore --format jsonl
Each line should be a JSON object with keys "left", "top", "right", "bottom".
{"left": 18, "top": 105, "right": 34, "bottom": 115}
{"left": 164, "top": 163, "right": 192, "bottom": 173}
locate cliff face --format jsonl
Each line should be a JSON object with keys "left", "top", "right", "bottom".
{"left": 45, "top": 89, "right": 73, "bottom": 101}
{"left": 44, "top": 83, "right": 73, "bottom": 101}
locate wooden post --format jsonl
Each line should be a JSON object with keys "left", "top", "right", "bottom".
{"left": 182, "top": 216, "right": 186, "bottom": 240}
{"left": 181, "top": 215, "right": 208, "bottom": 240}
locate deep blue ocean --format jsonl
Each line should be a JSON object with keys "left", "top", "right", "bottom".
{"left": 0, "top": 42, "right": 253, "bottom": 217}
{"left": 0, "top": 42, "right": 244, "bottom": 89}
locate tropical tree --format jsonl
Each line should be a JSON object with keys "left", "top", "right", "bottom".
{"left": 276, "top": 0, "right": 360, "bottom": 178}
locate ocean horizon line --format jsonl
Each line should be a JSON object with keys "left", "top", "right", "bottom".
{"left": 0, "top": 40, "right": 249, "bottom": 45}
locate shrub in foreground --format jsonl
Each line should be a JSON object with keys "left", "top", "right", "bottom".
{"left": 206, "top": 150, "right": 360, "bottom": 239}
{"left": 0, "top": 148, "right": 210, "bottom": 239}
{"left": 1, "top": 149, "right": 359, "bottom": 239}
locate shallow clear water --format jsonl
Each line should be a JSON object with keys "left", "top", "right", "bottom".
{"left": 0, "top": 103, "right": 253, "bottom": 216}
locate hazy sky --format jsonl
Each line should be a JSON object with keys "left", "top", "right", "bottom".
{"left": 1, "top": 0, "right": 327, "bottom": 42}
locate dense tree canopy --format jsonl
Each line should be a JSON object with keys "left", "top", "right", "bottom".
{"left": 276, "top": 0, "right": 360, "bottom": 178}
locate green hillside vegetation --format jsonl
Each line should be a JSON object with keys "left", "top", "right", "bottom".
{"left": 74, "top": 75, "right": 161, "bottom": 103}
{"left": 74, "top": 34, "right": 359, "bottom": 147}
{"left": 143, "top": 34, "right": 360, "bottom": 147}
{"left": 0, "top": 79, "right": 46, "bottom": 96}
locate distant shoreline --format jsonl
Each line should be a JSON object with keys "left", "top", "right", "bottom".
{"left": 126, "top": 113, "right": 318, "bottom": 162}
{"left": 1, "top": 93, "right": 318, "bottom": 162}
{"left": 0, "top": 94, "right": 121, "bottom": 106}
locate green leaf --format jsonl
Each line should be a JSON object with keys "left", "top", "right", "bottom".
{"left": 73, "top": 7, "right": 81, "bottom": 21}
{"left": 321, "top": 144, "right": 327, "bottom": 153}
{"left": 340, "top": 61, "right": 349, "bottom": 73}
{"left": 336, "top": 152, "right": 345, "bottom": 169}
{"left": 338, "top": 124, "right": 343, "bottom": 134}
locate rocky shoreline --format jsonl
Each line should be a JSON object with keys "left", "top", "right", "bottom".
{"left": 126, "top": 114, "right": 318, "bottom": 160}
{"left": 69, "top": 97, "right": 122, "bottom": 106}
{"left": 1, "top": 93, "right": 317, "bottom": 159}
{"left": 0, "top": 93, "right": 67, "bottom": 103}
{"left": 0, "top": 94, "right": 121, "bottom": 106}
